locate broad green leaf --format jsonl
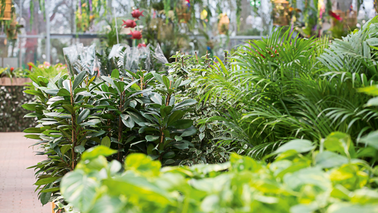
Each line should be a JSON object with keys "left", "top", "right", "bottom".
{"left": 324, "top": 132, "right": 356, "bottom": 158}
{"left": 121, "top": 114, "right": 135, "bottom": 129}
{"left": 327, "top": 203, "right": 378, "bottom": 213}
{"left": 125, "top": 154, "right": 161, "bottom": 177}
{"left": 274, "top": 139, "right": 314, "bottom": 154}
{"left": 24, "top": 127, "right": 43, "bottom": 133}
{"left": 175, "top": 99, "right": 197, "bottom": 109}
{"left": 60, "top": 145, "right": 72, "bottom": 155}
{"left": 57, "top": 88, "right": 71, "bottom": 96}
{"left": 86, "top": 195, "right": 123, "bottom": 213}
{"left": 366, "top": 97, "right": 378, "bottom": 106}
{"left": 167, "top": 110, "right": 185, "bottom": 125}
{"left": 40, "top": 184, "right": 52, "bottom": 205}
{"left": 351, "top": 188, "right": 378, "bottom": 204}
{"left": 181, "top": 126, "right": 197, "bottom": 137}
{"left": 22, "top": 103, "right": 38, "bottom": 111}
{"left": 111, "top": 69, "right": 120, "bottom": 79}
{"left": 284, "top": 167, "right": 331, "bottom": 191}
{"left": 170, "top": 119, "right": 193, "bottom": 129}
{"left": 77, "top": 109, "right": 90, "bottom": 124}
{"left": 315, "top": 151, "right": 349, "bottom": 168}
{"left": 81, "top": 146, "right": 117, "bottom": 160}
{"left": 35, "top": 176, "right": 60, "bottom": 186}
{"left": 151, "top": 93, "right": 162, "bottom": 104}
{"left": 146, "top": 135, "right": 160, "bottom": 142}
{"left": 74, "top": 145, "right": 85, "bottom": 154}
{"left": 24, "top": 134, "right": 41, "bottom": 140}
{"left": 103, "top": 176, "right": 172, "bottom": 205}
{"left": 61, "top": 170, "right": 98, "bottom": 212}
{"left": 101, "top": 136, "right": 111, "bottom": 148}
{"left": 73, "top": 71, "right": 86, "bottom": 90}
{"left": 360, "top": 131, "right": 378, "bottom": 150}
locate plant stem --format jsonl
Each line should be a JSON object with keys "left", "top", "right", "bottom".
{"left": 117, "top": 90, "right": 124, "bottom": 162}
{"left": 69, "top": 79, "right": 76, "bottom": 170}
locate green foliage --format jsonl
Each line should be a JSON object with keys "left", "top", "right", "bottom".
{"left": 195, "top": 21, "right": 378, "bottom": 159}
{"left": 24, "top": 49, "right": 198, "bottom": 206}
{"left": 60, "top": 133, "right": 378, "bottom": 213}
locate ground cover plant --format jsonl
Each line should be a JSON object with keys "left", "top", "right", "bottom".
{"left": 60, "top": 130, "right": 378, "bottom": 213}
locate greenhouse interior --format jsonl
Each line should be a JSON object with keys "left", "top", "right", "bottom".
{"left": 1, "top": 0, "right": 378, "bottom": 212}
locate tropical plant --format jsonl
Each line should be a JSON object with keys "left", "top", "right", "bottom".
{"left": 24, "top": 45, "right": 200, "bottom": 207}
{"left": 60, "top": 130, "right": 378, "bottom": 213}
{"left": 194, "top": 18, "right": 378, "bottom": 159}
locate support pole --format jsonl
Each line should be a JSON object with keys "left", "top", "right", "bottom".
{"left": 113, "top": 6, "right": 119, "bottom": 44}
{"left": 45, "top": 0, "right": 50, "bottom": 63}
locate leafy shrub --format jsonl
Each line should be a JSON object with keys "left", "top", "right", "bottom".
{"left": 60, "top": 132, "right": 378, "bottom": 213}
{"left": 24, "top": 48, "right": 198, "bottom": 205}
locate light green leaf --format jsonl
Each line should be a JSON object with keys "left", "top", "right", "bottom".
{"left": 101, "top": 136, "right": 111, "bottom": 148}
{"left": 274, "top": 139, "right": 314, "bottom": 154}
{"left": 81, "top": 146, "right": 117, "bottom": 160}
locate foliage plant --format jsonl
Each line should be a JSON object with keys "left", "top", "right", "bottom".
{"left": 60, "top": 130, "right": 378, "bottom": 213}
{"left": 23, "top": 45, "right": 199, "bottom": 206}
{"left": 195, "top": 18, "right": 378, "bottom": 159}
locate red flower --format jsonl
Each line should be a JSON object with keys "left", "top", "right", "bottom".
{"left": 138, "top": 43, "right": 147, "bottom": 48}
{"left": 131, "top": 9, "right": 144, "bottom": 20}
{"left": 10, "top": 67, "right": 14, "bottom": 72}
{"left": 130, "top": 30, "right": 142, "bottom": 40}
{"left": 122, "top": 19, "right": 137, "bottom": 28}
{"left": 329, "top": 11, "right": 342, "bottom": 21}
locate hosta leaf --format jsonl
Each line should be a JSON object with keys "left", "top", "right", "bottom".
{"left": 274, "top": 139, "right": 314, "bottom": 154}
{"left": 315, "top": 151, "right": 349, "bottom": 168}
{"left": 61, "top": 170, "right": 98, "bottom": 212}
{"left": 81, "top": 146, "right": 117, "bottom": 160}
{"left": 360, "top": 131, "right": 378, "bottom": 150}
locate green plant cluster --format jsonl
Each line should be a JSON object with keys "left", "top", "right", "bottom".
{"left": 25, "top": 17, "right": 378, "bottom": 212}
{"left": 60, "top": 129, "right": 378, "bottom": 213}
{"left": 24, "top": 53, "right": 200, "bottom": 205}
{"left": 196, "top": 17, "right": 378, "bottom": 159}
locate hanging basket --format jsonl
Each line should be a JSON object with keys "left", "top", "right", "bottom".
{"left": 0, "top": 0, "right": 12, "bottom": 21}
